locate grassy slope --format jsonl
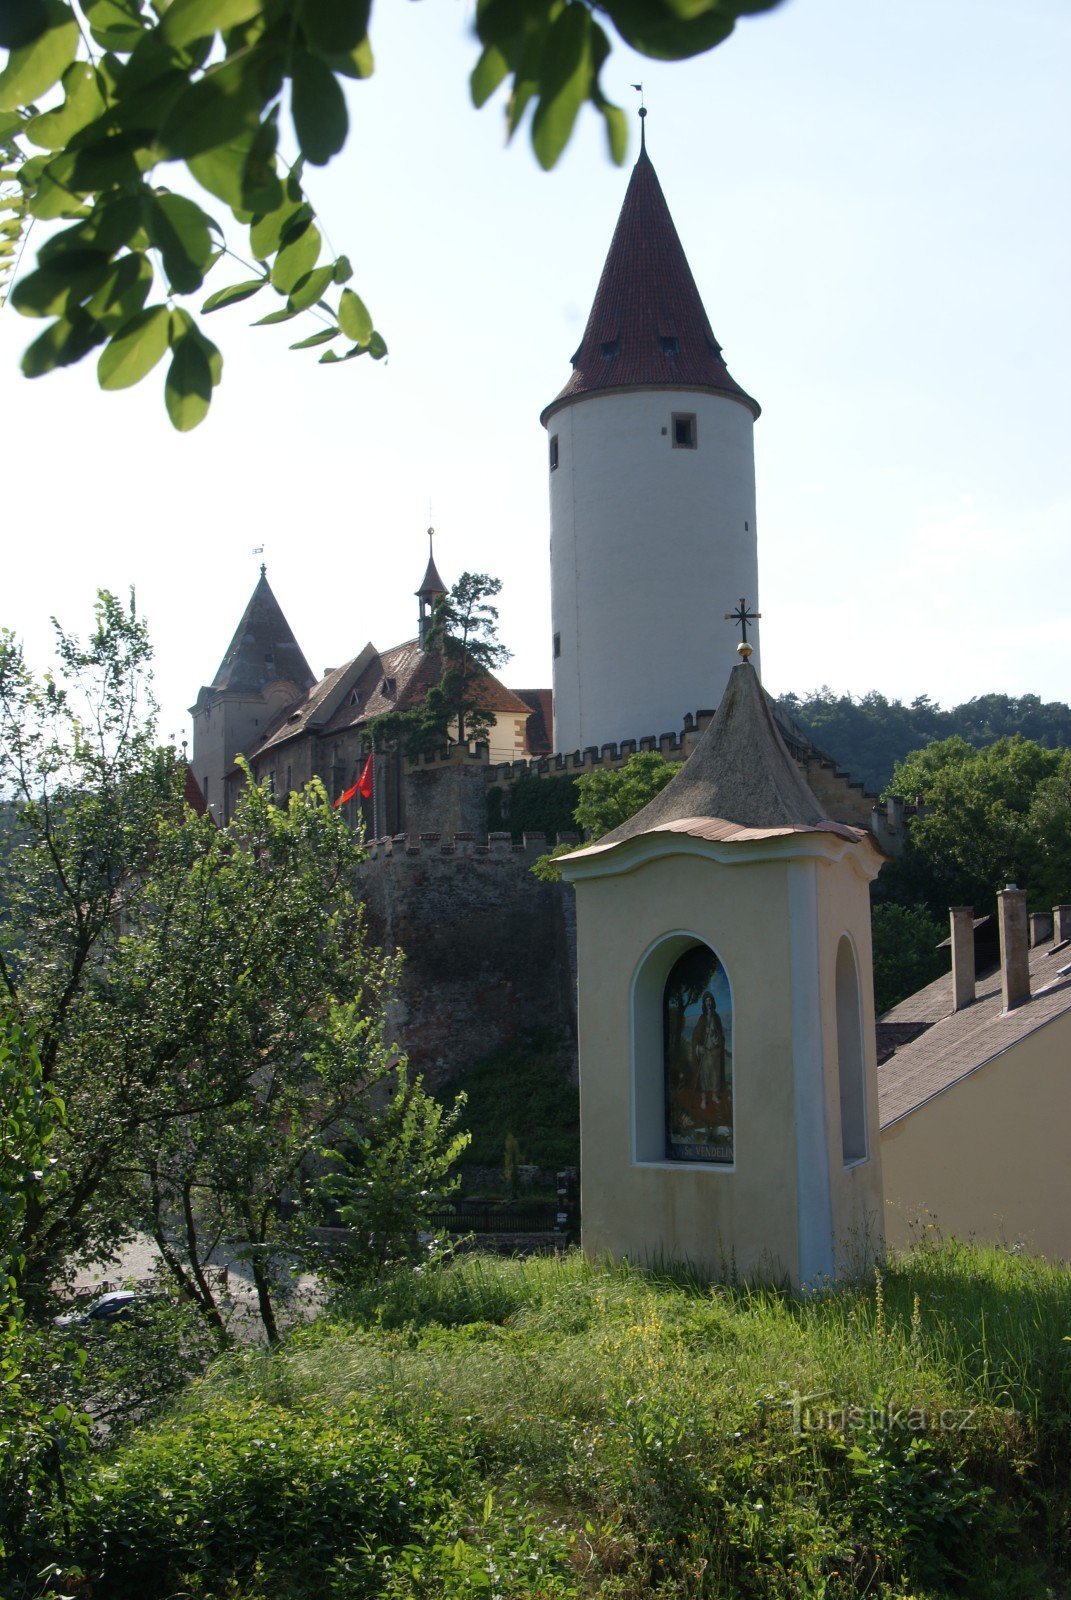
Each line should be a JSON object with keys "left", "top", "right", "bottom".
{"left": 51, "top": 1243, "right": 1071, "bottom": 1600}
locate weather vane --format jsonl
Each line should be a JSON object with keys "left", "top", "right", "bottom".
{"left": 251, "top": 543, "right": 266, "bottom": 577}
{"left": 631, "top": 82, "right": 646, "bottom": 144}
{"left": 725, "top": 597, "right": 760, "bottom": 661}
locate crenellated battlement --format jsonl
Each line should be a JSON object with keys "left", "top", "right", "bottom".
{"left": 362, "top": 829, "right": 580, "bottom": 862}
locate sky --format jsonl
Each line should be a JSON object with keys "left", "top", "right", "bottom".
{"left": 2, "top": 0, "right": 1069, "bottom": 751}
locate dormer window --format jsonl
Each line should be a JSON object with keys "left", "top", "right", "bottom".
{"left": 600, "top": 339, "right": 619, "bottom": 358}
{"left": 349, "top": 689, "right": 361, "bottom": 706}
{"left": 380, "top": 676, "right": 396, "bottom": 696}
{"left": 659, "top": 335, "right": 680, "bottom": 356}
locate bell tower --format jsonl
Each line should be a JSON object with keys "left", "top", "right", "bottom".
{"left": 542, "top": 117, "right": 761, "bottom": 755}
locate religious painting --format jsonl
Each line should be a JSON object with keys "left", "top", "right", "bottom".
{"left": 663, "top": 943, "right": 734, "bottom": 1163}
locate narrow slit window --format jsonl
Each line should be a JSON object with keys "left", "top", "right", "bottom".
{"left": 672, "top": 413, "right": 697, "bottom": 449}
{"left": 549, "top": 434, "right": 559, "bottom": 471}
{"left": 553, "top": 632, "right": 561, "bottom": 659}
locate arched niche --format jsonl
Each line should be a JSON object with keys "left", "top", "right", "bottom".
{"left": 631, "top": 934, "right": 734, "bottom": 1166}
{"left": 835, "top": 934, "right": 868, "bottom": 1165}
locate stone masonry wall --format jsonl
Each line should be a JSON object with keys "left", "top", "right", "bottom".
{"left": 358, "top": 832, "right": 577, "bottom": 1089}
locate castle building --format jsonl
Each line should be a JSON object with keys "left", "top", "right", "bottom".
{"left": 542, "top": 116, "right": 761, "bottom": 757}
{"left": 190, "top": 551, "right": 545, "bottom": 835}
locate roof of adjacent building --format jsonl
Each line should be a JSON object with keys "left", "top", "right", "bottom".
{"left": 878, "top": 939, "right": 1071, "bottom": 1127}
{"left": 206, "top": 568, "right": 316, "bottom": 697}
{"left": 541, "top": 140, "right": 759, "bottom": 425}
{"left": 565, "top": 661, "right": 874, "bottom": 860}
{"left": 512, "top": 688, "right": 554, "bottom": 755}
{"left": 246, "top": 637, "right": 533, "bottom": 760}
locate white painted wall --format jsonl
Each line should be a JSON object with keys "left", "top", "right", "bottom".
{"left": 547, "top": 387, "right": 759, "bottom": 755}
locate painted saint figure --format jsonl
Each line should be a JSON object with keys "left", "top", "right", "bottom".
{"left": 663, "top": 943, "right": 733, "bottom": 1163}
{"left": 692, "top": 990, "right": 726, "bottom": 1107}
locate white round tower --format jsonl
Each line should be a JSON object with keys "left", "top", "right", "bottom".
{"left": 542, "top": 126, "right": 760, "bottom": 755}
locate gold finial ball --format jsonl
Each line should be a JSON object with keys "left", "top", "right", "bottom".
{"left": 737, "top": 642, "right": 753, "bottom": 661}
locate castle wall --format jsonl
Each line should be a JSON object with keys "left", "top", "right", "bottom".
{"left": 358, "top": 832, "right": 578, "bottom": 1087}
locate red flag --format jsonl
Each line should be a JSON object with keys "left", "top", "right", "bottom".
{"left": 357, "top": 752, "right": 374, "bottom": 798}
{"left": 333, "top": 779, "right": 360, "bottom": 809}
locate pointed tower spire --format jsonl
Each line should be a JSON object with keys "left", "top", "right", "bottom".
{"left": 416, "top": 527, "right": 447, "bottom": 647}
{"left": 209, "top": 567, "right": 315, "bottom": 695}
{"left": 541, "top": 136, "right": 758, "bottom": 424}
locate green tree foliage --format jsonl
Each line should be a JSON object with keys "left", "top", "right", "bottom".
{"left": 373, "top": 572, "right": 510, "bottom": 756}
{"left": 531, "top": 749, "right": 673, "bottom": 878}
{"left": 0, "top": 593, "right": 464, "bottom": 1345}
{"left": 870, "top": 903, "right": 946, "bottom": 1016}
{"left": 485, "top": 771, "right": 579, "bottom": 842}
{"left": 0, "top": 0, "right": 785, "bottom": 428}
{"left": 881, "top": 735, "right": 1071, "bottom": 920}
{"left": 779, "top": 687, "right": 1071, "bottom": 795}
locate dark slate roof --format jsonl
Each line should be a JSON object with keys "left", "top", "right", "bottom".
{"left": 208, "top": 569, "right": 316, "bottom": 696}
{"left": 878, "top": 942, "right": 1071, "bottom": 1127}
{"left": 416, "top": 550, "right": 447, "bottom": 599}
{"left": 541, "top": 144, "right": 759, "bottom": 425}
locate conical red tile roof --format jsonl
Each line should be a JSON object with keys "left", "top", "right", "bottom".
{"left": 542, "top": 142, "right": 759, "bottom": 424}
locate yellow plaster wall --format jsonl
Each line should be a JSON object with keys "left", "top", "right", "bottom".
{"left": 881, "top": 1008, "right": 1071, "bottom": 1259}
{"left": 570, "top": 837, "right": 884, "bottom": 1285}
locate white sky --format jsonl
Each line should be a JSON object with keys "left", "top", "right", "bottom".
{"left": 2, "top": 0, "right": 1068, "bottom": 750}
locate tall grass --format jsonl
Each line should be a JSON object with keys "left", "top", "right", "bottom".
{"left": 41, "top": 1242, "right": 1071, "bottom": 1600}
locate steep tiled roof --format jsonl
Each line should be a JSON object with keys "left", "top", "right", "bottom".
{"left": 542, "top": 144, "right": 759, "bottom": 424}
{"left": 247, "top": 638, "right": 532, "bottom": 758}
{"left": 879, "top": 941, "right": 1071, "bottom": 1127}
{"left": 513, "top": 688, "right": 553, "bottom": 755}
{"left": 207, "top": 569, "right": 316, "bottom": 696}
{"left": 416, "top": 550, "right": 447, "bottom": 599}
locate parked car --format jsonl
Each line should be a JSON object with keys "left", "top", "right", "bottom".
{"left": 54, "top": 1289, "right": 155, "bottom": 1329}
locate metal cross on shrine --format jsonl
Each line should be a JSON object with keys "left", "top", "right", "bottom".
{"left": 724, "top": 598, "right": 760, "bottom": 660}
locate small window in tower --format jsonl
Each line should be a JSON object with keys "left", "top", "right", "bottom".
{"left": 659, "top": 335, "right": 680, "bottom": 356}
{"left": 600, "top": 339, "right": 619, "bottom": 358}
{"left": 549, "top": 434, "right": 559, "bottom": 471}
{"left": 553, "top": 632, "right": 561, "bottom": 659}
{"left": 672, "top": 412, "right": 697, "bottom": 449}
{"left": 285, "top": 764, "right": 292, "bottom": 792}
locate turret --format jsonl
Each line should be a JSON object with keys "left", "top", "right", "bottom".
{"left": 189, "top": 567, "right": 315, "bottom": 822}
{"left": 416, "top": 528, "right": 447, "bottom": 648}
{"left": 543, "top": 118, "right": 761, "bottom": 754}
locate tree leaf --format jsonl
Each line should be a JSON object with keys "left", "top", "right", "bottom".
{"left": 86, "top": 251, "right": 154, "bottom": 331}
{"left": 38, "top": 194, "right": 145, "bottom": 262}
{"left": 249, "top": 198, "right": 310, "bottom": 262}
{"left": 286, "top": 262, "right": 333, "bottom": 312}
{"left": 0, "top": 0, "right": 80, "bottom": 113}
{"left": 0, "top": 1, "right": 52, "bottom": 51}
{"left": 10, "top": 252, "right": 110, "bottom": 317}
{"left": 188, "top": 118, "right": 282, "bottom": 216}
{"left": 600, "top": 0, "right": 737, "bottom": 61}
{"left": 337, "top": 286, "right": 371, "bottom": 346}
{"left": 270, "top": 218, "right": 320, "bottom": 294}
{"left": 144, "top": 191, "right": 219, "bottom": 294}
{"left": 164, "top": 331, "right": 213, "bottom": 430}
{"left": 201, "top": 277, "right": 267, "bottom": 313}
{"left": 158, "top": 51, "right": 280, "bottom": 161}
{"left": 299, "top": 0, "right": 371, "bottom": 54}
{"left": 368, "top": 329, "right": 387, "bottom": 360}
{"left": 531, "top": 4, "right": 593, "bottom": 171}
{"left": 170, "top": 307, "right": 222, "bottom": 385}
{"left": 470, "top": 43, "right": 510, "bottom": 109}
{"left": 22, "top": 309, "right": 106, "bottom": 377}
{"left": 254, "top": 304, "right": 302, "bottom": 324}
{"left": 82, "top": 0, "right": 150, "bottom": 51}
{"left": 97, "top": 304, "right": 171, "bottom": 390}
{"left": 289, "top": 325, "right": 338, "bottom": 349}
{"left": 316, "top": 36, "right": 374, "bottom": 80}
{"left": 161, "top": 0, "right": 265, "bottom": 49}
{"left": 25, "top": 62, "right": 106, "bottom": 152}
{"left": 290, "top": 51, "right": 348, "bottom": 166}
{"left": 332, "top": 254, "right": 352, "bottom": 284}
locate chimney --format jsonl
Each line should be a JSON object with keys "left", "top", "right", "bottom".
{"left": 1054, "top": 905, "right": 1071, "bottom": 945}
{"left": 1030, "top": 911, "right": 1054, "bottom": 947}
{"left": 949, "top": 907, "right": 976, "bottom": 1011}
{"left": 997, "top": 886, "right": 1030, "bottom": 1011}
